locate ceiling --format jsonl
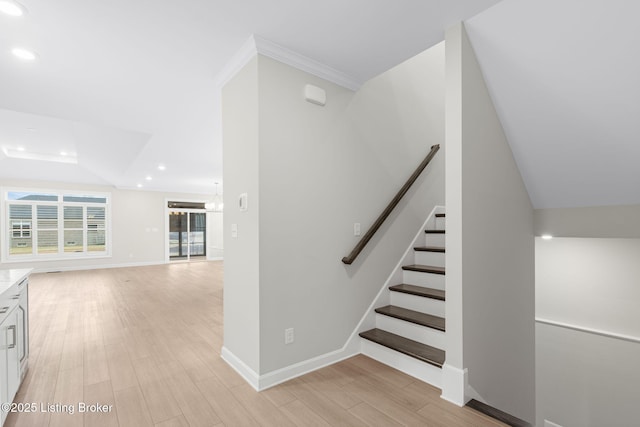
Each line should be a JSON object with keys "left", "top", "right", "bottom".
{"left": 466, "top": 0, "right": 640, "bottom": 209}
{"left": 0, "top": 0, "right": 500, "bottom": 195}
{"left": 2, "top": 0, "right": 635, "bottom": 209}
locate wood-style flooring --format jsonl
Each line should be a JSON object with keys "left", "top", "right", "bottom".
{"left": 6, "top": 262, "right": 506, "bottom": 426}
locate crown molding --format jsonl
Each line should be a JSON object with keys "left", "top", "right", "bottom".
{"left": 215, "top": 34, "right": 363, "bottom": 91}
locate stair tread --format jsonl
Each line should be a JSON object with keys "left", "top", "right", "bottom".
{"left": 389, "top": 284, "right": 445, "bottom": 301}
{"left": 375, "top": 305, "right": 445, "bottom": 331}
{"left": 435, "top": 213, "right": 446, "bottom": 218}
{"left": 425, "top": 229, "right": 445, "bottom": 234}
{"left": 360, "top": 328, "right": 445, "bottom": 368}
{"left": 414, "top": 246, "right": 445, "bottom": 253}
{"left": 402, "top": 264, "right": 445, "bottom": 275}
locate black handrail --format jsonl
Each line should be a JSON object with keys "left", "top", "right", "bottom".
{"left": 342, "top": 144, "right": 440, "bottom": 265}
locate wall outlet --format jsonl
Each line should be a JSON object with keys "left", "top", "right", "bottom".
{"left": 354, "top": 223, "right": 361, "bottom": 236}
{"left": 284, "top": 328, "right": 294, "bottom": 344}
{"left": 545, "top": 420, "right": 563, "bottom": 427}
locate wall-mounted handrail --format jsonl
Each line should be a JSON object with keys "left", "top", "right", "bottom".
{"left": 342, "top": 144, "right": 440, "bottom": 265}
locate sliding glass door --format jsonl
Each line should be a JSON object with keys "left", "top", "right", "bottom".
{"left": 168, "top": 210, "right": 206, "bottom": 260}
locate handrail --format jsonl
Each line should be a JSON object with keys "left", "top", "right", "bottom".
{"left": 342, "top": 144, "right": 440, "bottom": 265}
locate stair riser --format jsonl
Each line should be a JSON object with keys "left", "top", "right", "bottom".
{"left": 375, "top": 314, "right": 446, "bottom": 349}
{"left": 361, "top": 339, "right": 442, "bottom": 389}
{"left": 402, "top": 270, "right": 445, "bottom": 290}
{"left": 424, "top": 234, "right": 445, "bottom": 247}
{"left": 390, "top": 292, "right": 445, "bottom": 317}
{"left": 414, "top": 251, "right": 445, "bottom": 267}
{"left": 435, "top": 217, "right": 446, "bottom": 230}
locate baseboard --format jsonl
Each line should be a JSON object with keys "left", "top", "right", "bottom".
{"left": 221, "top": 344, "right": 360, "bottom": 391}
{"left": 466, "top": 399, "right": 532, "bottom": 427}
{"left": 31, "top": 260, "right": 168, "bottom": 273}
{"left": 257, "top": 344, "right": 360, "bottom": 390}
{"left": 440, "top": 363, "right": 469, "bottom": 406}
{"left": 220, "top": 346, "right": 260, "bottom": 391}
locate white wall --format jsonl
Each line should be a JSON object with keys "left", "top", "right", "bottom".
{"left": 0, "top": 178, "right": 213, "bottom": 271}
{"left": 221, "top": 56, "right": 261, "bottom": 374}
{"left": 535, "top": 237, "right": 640, "bottom": 427}
{"left": 207, "top": 211, "right": 224, "bottom": 259}
{"left": 222, "top": 43, "right": 445, "bottom": 380}
{"left": 535, "top": 204, "right": 640, "bottom": 238}
{"left": 445, "top": 22, "right": 535, "bottom": 423}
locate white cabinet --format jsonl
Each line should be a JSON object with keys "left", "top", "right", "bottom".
{"left": 0, "top": 305, "right": 20, "bottom": 426}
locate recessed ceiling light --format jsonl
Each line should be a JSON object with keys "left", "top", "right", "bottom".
{"left": 136, "top": 183, "right": 143, "bottom": 188}
{"left": 27, "top": 127, "right": 37, "bottom": 132}
{"left": 145, "top": 175, "right": 152, "bottom": 181}
{"left": 541, "top": 234, "right": 553, "bottom": 240}
{"left": 16, "top": 146, "right": 25, "bottom": 151}
{"left": 11, "top": 47, "right": 38, "bottom": 61}
{"left": 157, "top": 164, "right": 166, "bottom": 171}
{"left": 60, "top": 151, "right": 68, "bottom": 156}
{"left": 0, "top": 1, "right": 26, "bottom": 17}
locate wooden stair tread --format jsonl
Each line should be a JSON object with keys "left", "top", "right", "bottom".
{"left": 413, "top": 246, "right": 445, "bottom": 253}
{"left": 360, "top": 328, "right": 445, "bottom": 368}
{"left": 402, "top": 264, "right": 445, "bottom": 275}
{"left": 425, "top": 229, "right": 445, "bottom": 234}
{"left": 435, "top": 213, "right": 446, "bottom": 218}
{"left": 389, "top": 284, "right": 445, "bottom": 301}
{"left": 375, "top": 305, "right": 445, "bottom": 331}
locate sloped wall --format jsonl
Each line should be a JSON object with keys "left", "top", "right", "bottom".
{"left": 445, "top": 22, "right": 535, "bottom": 423}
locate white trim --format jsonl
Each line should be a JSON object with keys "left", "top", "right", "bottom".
{"left": 215, "top": 34, "right": 364, "bottom": 92}
{"left": 26, "top": 260, "right": 168, "bottom": 274}
{"left": 440, "top": 363, "right": 469, "bottom": 406}
{"left": 536, "top": 317, "right": 640, "bottom": 344}
{"left": 215, "top": 35, "right": 261, "bottom": 89}
{"left": 257, "top": 345, "right": 360, "bottom": 391}
{"left": 253, "top": 36, "right": 363, "bottom": 91}
{"left": 220, "top": 346, "right": 260, "bottom": 391}
{"left": 361, "top": 339, "right": 442, "bottom": 388}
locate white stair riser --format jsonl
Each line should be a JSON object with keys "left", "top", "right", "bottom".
{"left": 402, "top": 270, "right": 445, "bottom": 290}
{"left": 435, "top": 217, "right": 446, "bottom": 230}
{"left": 390, "top": 292, "right": 445, "bottom": 317}
{"left": 424, "top": 234, "right": 445, "bottom": 247}
{"left": 375, "top": 314, "right": 447, "bottom": 350}
{"left": 361, "top": 339, "right": 442, "bottom": 389}
{"left": 414, "top": 251, "right": 445, "bottom": 267}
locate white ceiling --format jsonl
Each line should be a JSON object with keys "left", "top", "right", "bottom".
{"left": 0, "top": 0, "right": 500, "bottom": 195}
{"left": 466, "top": 0, "right": 640, "bottom": 209}
{"left": 3, "top": 0, "right": 634, "bottom": 209}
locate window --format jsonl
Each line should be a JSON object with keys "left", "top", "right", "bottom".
{"left": 2, "top": 189, "right": 110, "bottom": 261}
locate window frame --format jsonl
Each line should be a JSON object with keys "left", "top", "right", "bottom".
{"left": 1, "top": 188, "right": 112, "bottom": 262}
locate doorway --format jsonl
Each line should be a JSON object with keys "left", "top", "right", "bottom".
{"left": 167, "top": 201, "right": 207, "bottom": 261}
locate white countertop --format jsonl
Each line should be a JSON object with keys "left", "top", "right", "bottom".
{"left": 0, "top": 268, "right": 32, "bottom": 296}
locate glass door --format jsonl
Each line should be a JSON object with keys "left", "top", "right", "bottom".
{"left": 168, "top": 209, "right": 206, "bottom": 261}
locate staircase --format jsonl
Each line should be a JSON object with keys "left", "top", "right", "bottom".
{"left": 360, "top": 211, "right": 446, "bottom": 387}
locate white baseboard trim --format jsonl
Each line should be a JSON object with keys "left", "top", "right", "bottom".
{"left": 221, "top": 346, "right": 260, "bottom": 391}
{"left": 221, "top": 344, "right": 360, "bottom": 392}
{"left": 257, "top": 344, "right": 360, "bottom": 391}
{"left": 206, "top": 257, "right": 224, "bottom": 261}
{"left": 30, "top": 260, "right": 168, "bottom": 274}
{"left": 440, "top": 363, "right": 469, "bottom": 406}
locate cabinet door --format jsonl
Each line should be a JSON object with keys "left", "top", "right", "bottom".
{"left": 0, "top": 311, "right": 10, "bottom": 426}
{"left": 1, "top": 309, "right": 20, "bottom": 416}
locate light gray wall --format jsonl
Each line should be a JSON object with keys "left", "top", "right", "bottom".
{"left": 535, "top": 204, "right": 640, "bottom": 238}
{"left": 221, "top": 43, "right": 445, "bottom": 376}
{"left": 446, "top": 22, "right": 535, "bottom": 423}
{"left": 0, "top": 178, "right": 212, "bottom": 271}
{"left": 221, "top": 56, "right": 261, "bottom": 373}
{"left": 535, "top": 237, "right": 640, "bottom": 427}
{"left": 256, "top": 47, "right": 445, "bottom": 373}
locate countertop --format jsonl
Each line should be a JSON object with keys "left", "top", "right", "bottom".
{"left": 0, "top": 268, "right": 32, "bottom": 296}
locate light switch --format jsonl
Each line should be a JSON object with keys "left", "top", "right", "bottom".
{"left": 231, "top": 223, "right": 238, "bottom": 238}
{"left": 239, "top": 193, "right": 248, "bottom": 211}
{"left": 354, "top": 223, "right": 361, "bottom": 236}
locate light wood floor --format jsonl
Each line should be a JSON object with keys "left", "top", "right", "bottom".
{"left": 6, "top": 262, "right": 506, "bottom": 427}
